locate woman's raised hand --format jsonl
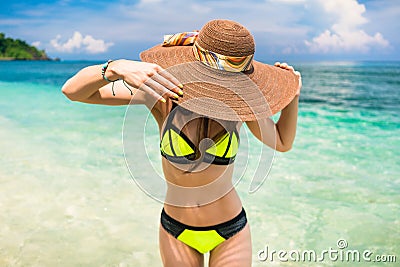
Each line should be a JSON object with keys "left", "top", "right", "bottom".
{"left": 107, "top": 59, "right": 183, "bottom": 103}
{"left": 274, "top": 62, "right": 302, "bottom": 96}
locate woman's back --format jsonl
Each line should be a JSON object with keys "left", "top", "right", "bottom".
{"left": 156, "top": 102, "right": 244, "bottom": 225}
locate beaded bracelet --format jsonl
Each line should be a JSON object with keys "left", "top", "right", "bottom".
{"left": 101, "top": 60, "right": 134, "bottom": 97}
{"left": 101, "top": 60, "right": 119, "bottom": 83}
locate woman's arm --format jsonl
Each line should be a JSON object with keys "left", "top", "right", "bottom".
{"left": 275, "top": 94, "right": 299, "bottom": 151}
{"left": 61, "top": 59, "right": 182, "bottom": 105}
{"left": 246, "top": 62, "right": 301, "bottom": 152}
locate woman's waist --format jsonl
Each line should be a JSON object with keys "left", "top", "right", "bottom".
{"left": 164, "top": 172, "right": 236, "bottom": 208}
{"left": 163, "top": 188, "right": 243, "bottom": 227}
{"left": 162, "top": 157, "right": 235, "bottom": 188}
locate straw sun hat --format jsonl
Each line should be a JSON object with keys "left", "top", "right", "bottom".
{"left": 140, "top": 19, "right": 299, "bottom": 121}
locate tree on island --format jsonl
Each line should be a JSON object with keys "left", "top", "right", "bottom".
{"left": 0, "top": 33, "right": 50, "bottom": 60}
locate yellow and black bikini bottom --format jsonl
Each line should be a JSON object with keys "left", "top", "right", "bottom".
{"left": 160, "top": 208, "right": 247, "bottom": 254}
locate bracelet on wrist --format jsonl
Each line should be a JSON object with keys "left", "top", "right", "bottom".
{"left": 101, "top": 60, "right": 120, "bottom": 82}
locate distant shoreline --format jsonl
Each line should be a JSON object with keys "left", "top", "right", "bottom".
{"left": 1, "top": 32, "right": 59, "bottom": 61}
{"left": 0, "top": 57, "right": 60, "bottom": 61}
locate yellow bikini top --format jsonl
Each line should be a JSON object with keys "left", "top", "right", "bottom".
{"left": 160, "top": 106, "right": 239, "bottom": 165}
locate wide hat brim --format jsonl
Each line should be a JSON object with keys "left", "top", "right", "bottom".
{"left": 140, "top": 44, "right": 299, "bottom": 121}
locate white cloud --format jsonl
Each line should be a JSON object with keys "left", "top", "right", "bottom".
{"left": 50, "top": 31, "right": 114, "bottom": 54}
{"left": 31, "top": 41, "right": 41, "bottom": 48}
{"left": 305, "top": 0, "right": 389, "bottom": 53}
{"left": 82, "top": 35, "right": 114, "bottom": 53}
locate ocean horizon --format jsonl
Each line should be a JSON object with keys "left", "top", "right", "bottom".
{"left": 0, "top": 60, "right": 399, "bottom": 266}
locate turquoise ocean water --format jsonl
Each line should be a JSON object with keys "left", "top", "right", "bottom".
{"left": 0, "top": 61, "right": 399, "bottom": 266}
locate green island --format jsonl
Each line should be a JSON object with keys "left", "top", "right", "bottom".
{"left": 0, "top": 33, "right": 54, "bottom": 60}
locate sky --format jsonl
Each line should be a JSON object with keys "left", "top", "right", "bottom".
{"left": 1, "top": 0, "right": 399, "bottom": 61}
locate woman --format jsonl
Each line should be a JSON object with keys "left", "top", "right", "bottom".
{"left": 62, "top": 19, "right": 301, "bottom": 267}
